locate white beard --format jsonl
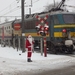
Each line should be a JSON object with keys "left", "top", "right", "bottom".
{"left": 28, "top": 38, "right": 33, "bottom": 44}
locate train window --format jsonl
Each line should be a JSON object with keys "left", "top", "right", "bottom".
{"left": 53, "top": 15, "right": 59, "bottom": 24}
{"left": 63, "top": 14, "right": 75, "bottom": 24}
{"left": 7, "top": 27, "right": 8, "bottom": 29}
{"left": 9, "top": 26, "right": 10, "bottom": 29}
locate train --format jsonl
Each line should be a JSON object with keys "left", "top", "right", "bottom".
{"left": 0, "top": 11, "right": 75, "bottom": 54}
{"left": 0, "top": 0, "right": 75, "bottom": 54}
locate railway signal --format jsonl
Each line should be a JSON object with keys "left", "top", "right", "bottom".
{"left": 35, "top": 15, "right": 49, "bottom": 36}
{"left": 35, "top": 23, "right": 41, "bottom": 32}
{"left": 44, "top": 22, "right": 49, "bottom": 35}
{"left": 35, "top": 15, "right": 49, "bottom": 57}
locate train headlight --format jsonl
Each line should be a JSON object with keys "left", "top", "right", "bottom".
{"left": 62, "top": 29, "right": 67, "bottom": 37}
{"left": 62, "top": 29, "right": 67, "bottom": 33}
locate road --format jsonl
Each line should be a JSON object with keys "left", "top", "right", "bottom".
{"left": 1, "top": 53, "right": 75, "bottom": 75}
{"left": 38, "top": 65, "right": 75, "bottom": 75}
{"left": 13, "top": 65, "right": 75, "bottom": 75}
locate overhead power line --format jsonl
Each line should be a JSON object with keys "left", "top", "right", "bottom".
{"left": 0, "top": 16, "right": 21, "bottom": 17}
{"left": 2, "top": 7, "right": 19, "bottom": 16}
{"left": 0, "top": 0, "right": 41, "bottom": 17}
{"left": 33, "top": 0, "right": 40, "bottom": 3}
{"left": 0, "top": 0, "right": 21, "bottom": 16}
{"left": 64, "top": 5, "right": 75, "bottom": 8}
{"left": 0, "top": 0, "right": 17, "bottom": 14}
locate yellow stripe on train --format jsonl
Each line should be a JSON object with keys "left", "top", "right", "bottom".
{"left": 25, "top": 33, "right": 49, "bottom": 37}
{"left": 54, "top": 25, "right": 75, "bottom": 28}
{"left": 21, "top": 32, "right": 75, "bottom": 38}
{"left": 54, "top": 32, "right": 75, "bottom": 37}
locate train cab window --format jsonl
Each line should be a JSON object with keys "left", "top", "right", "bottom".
{"left": 9, "top": 26, "right": 10, "bottom": 29}
{"left": 53, "top": 15, "right": 59, "bottom": 24}
{"left": 7, "top": 27, "right": 8, "bottom": 29}
{"left": 63, "top": 14, "right": 75, "bottom": 24}
{"left": 5, "top": 27, "right": 6, "bottom": 30}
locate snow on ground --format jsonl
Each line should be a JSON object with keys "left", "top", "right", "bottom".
{"left": 0, "top": 45, "right": 75, "bottom": 75}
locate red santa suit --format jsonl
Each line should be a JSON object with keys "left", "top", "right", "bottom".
{"left": 26, "top": 35, "right": 34, "bottom": 62}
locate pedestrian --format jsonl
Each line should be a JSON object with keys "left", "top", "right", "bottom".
{"left": 26, "top": 34, "right": 34, "bottom": 62}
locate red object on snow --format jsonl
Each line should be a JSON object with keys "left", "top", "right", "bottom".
{"left": 26, "top": 35, "right": 34, "bottom": 62}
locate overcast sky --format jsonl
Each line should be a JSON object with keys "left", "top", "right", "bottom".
{"left": 0, "top": 0, "right": 61, "bottom": 15}
{"left": 0, "top": 0, "right": 75, "bottom": 22}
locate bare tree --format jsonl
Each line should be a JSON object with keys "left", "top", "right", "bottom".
{"left": 44, "top": 2, "right": 59, "bottom": 12}
{"left": 44, "top": 2, "right": 68, "bottom": 12}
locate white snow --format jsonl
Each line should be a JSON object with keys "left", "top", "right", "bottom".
{"left": 0, "top": 45, "right": 75, "bottom": 75}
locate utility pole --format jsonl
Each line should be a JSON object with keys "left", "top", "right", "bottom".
{"left": 53, "top": 0, "right": 55, "bottom": 7}
{"left": 21, "top": 0, "right": 25, "bottom": 52}
{"left": 29, "top": 0, "right": 32, "bottom": 14}
{"left": 29, "top": 8, "right": 31, "bottom": 14}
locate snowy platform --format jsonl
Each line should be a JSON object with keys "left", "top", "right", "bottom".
{"left": 0, "top": 46, "right": 75, "bottom": 75}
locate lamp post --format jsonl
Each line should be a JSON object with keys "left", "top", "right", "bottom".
{"left": 21, "top": 0, "right": 25, "bottom": 52}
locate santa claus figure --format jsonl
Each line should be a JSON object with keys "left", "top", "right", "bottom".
{"left": 26, "top": 34, "right": 34, "bottom": 62}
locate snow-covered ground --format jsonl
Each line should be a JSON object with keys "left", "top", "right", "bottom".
{"left": 0, "top": 45, "right": 75, "bottom": 75}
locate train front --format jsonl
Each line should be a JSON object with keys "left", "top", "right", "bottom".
{"left": 49, "top": 12, "right": 75, "bottom": 54}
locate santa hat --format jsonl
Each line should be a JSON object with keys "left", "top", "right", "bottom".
{"left": 27, "top": 34, "right": 32, "bottom": 38}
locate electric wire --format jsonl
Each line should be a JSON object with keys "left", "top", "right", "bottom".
{"left": 64, "top": 5, "right": 75, "bottom": 8}
{"left": 0, "top": 0, "right": 17, "bottom": 15}
{"left": 0, "top": 0, "right": 40, "bottom": 16}
{"left": 1, "top": 0, "right": 74, "bottom": 20}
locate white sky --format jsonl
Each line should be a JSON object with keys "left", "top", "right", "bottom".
{"left": 0, "top": 0, "right": 75, "bottom": 23}
{"left": 0, "top": 0, "right": 61, "bottom": 16}
{"left": 0, "top": 45, "right": 75, "bottom": 74}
